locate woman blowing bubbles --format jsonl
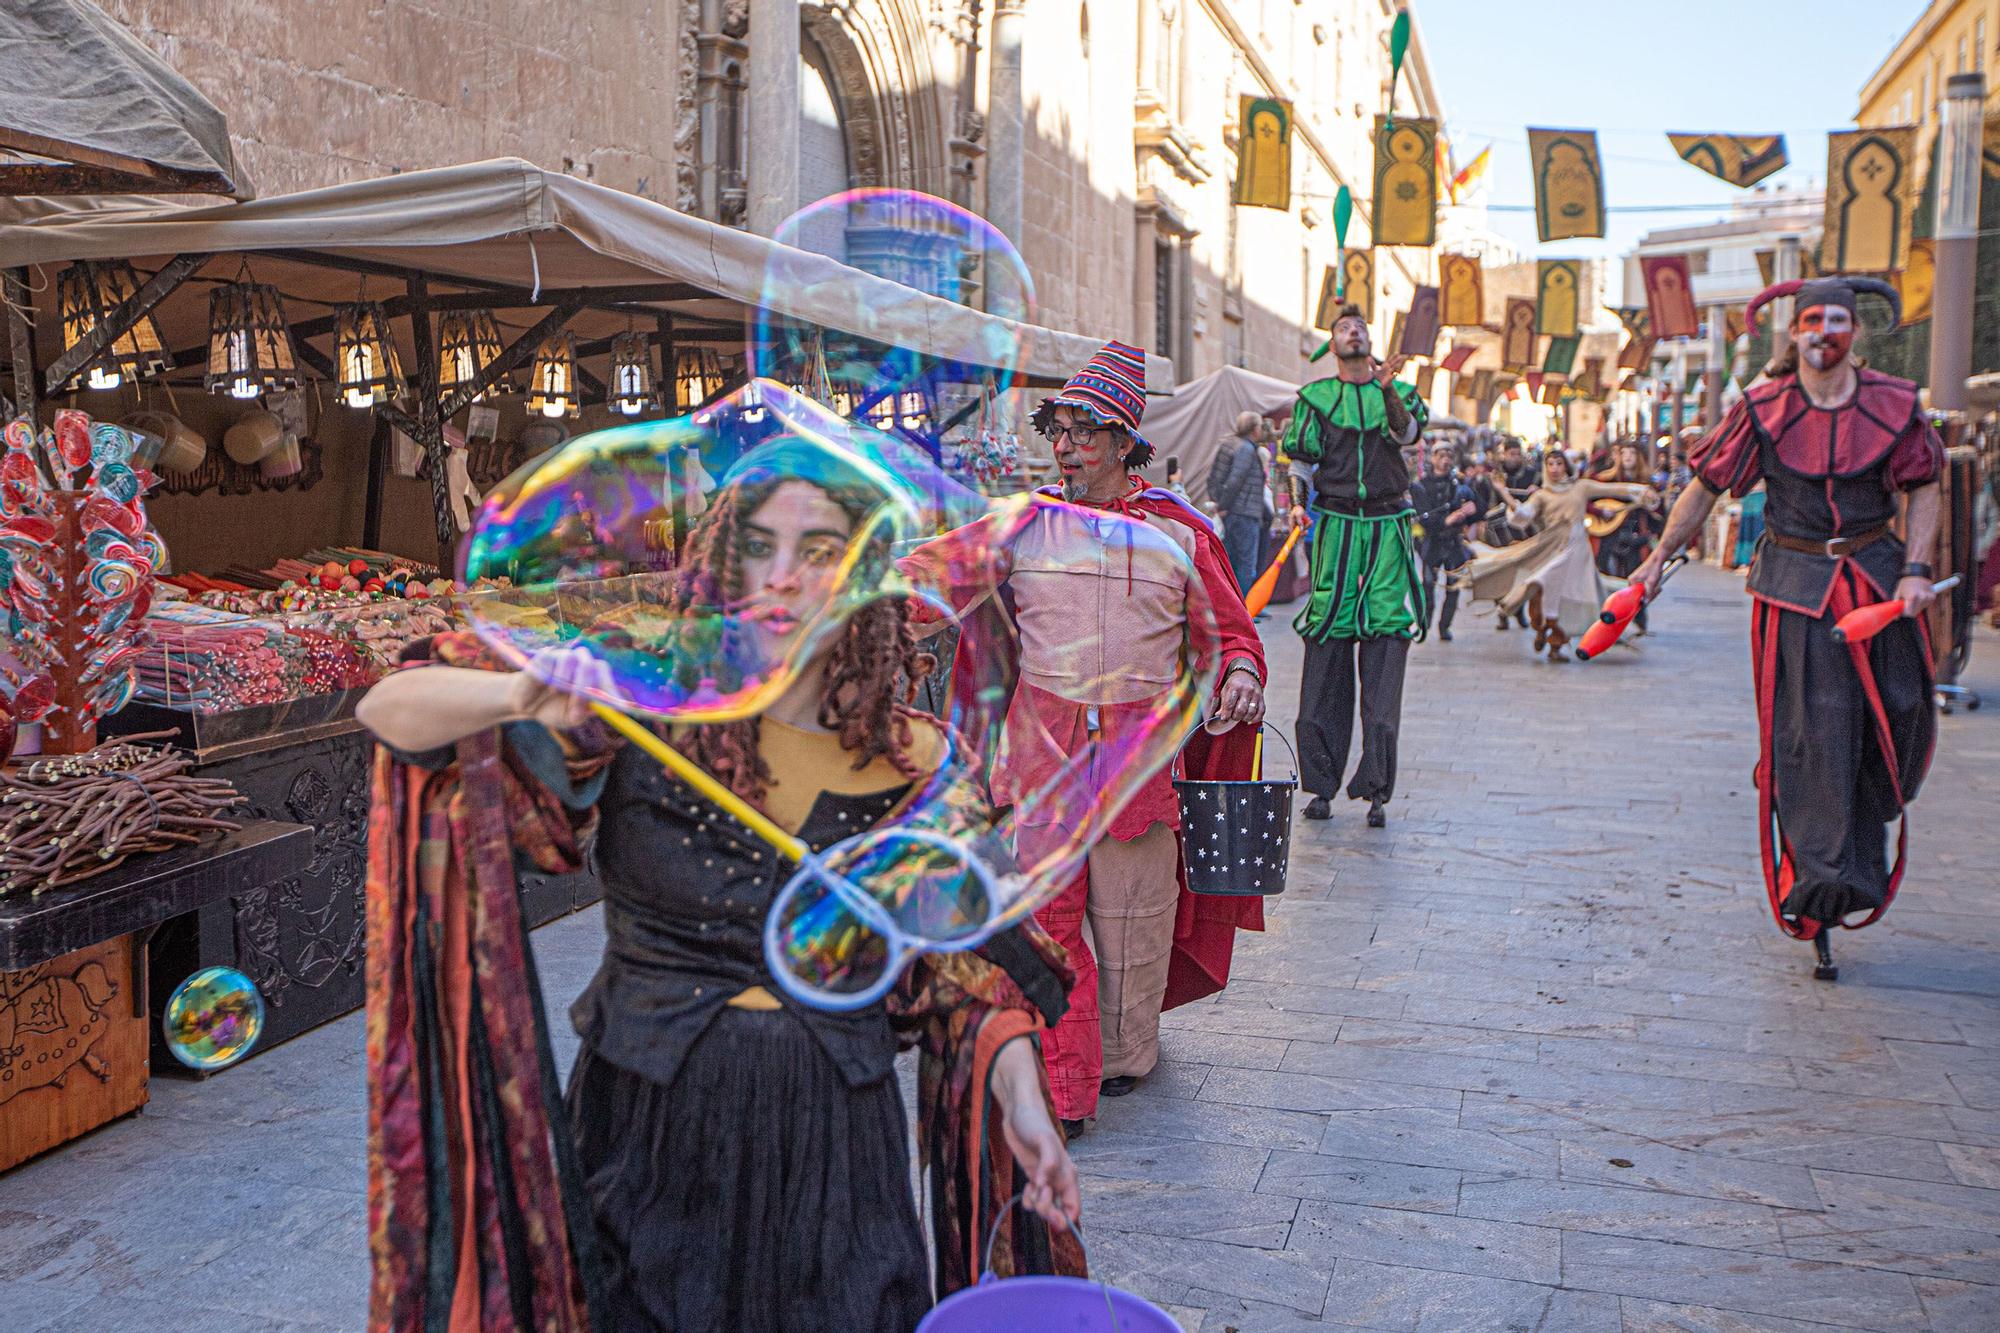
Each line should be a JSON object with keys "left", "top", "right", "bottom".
{"left": 356, "top": 438, "right": 1079, "bottom": 1332}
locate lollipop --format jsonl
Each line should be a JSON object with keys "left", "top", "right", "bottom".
{"left": 162, "top": 966, "right": 266, "bottom": 1070}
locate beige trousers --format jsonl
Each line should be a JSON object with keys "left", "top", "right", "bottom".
{"left": 1086, "top": 823, "right": 1182, "bottom": 1079}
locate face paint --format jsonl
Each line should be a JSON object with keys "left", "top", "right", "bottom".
{"left": 1794, "top": 304, "right": 1854, "bottom": 371}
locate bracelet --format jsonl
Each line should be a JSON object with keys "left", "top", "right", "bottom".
{"left": 1903, "top": 561, "right": 1935, "bottom": 581}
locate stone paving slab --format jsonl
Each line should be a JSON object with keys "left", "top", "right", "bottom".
{"left": 2, "top": 564, "right": 1999, "bottom": 1330}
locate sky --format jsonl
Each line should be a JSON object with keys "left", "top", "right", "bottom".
{"left": 1415, "top": 0, "right": 1930, "bottom": 301}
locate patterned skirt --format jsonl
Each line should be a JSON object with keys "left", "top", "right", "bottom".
{"left": 1294, "top": 508, "right": 1426, "bottom": 642}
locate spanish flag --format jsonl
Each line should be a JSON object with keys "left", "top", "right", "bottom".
{"left": 1448, "top": 145, "right": 1491, "bottom": 204}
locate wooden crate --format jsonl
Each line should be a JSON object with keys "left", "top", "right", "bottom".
{"left": 0, "top": 933, "right": 149, "bottom": 1172}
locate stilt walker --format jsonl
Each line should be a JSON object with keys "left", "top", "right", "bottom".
{"left": 1285, "top": 305, "right": 1427, "bottom": 828}
{"left": 1632, "top": 276, "right": 1944, "bottom": 980}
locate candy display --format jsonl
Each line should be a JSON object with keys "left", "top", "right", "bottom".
{"left": 0, "top": 735, "right": 245, "bottom": 896}
{"left": 0, "top": 410, "right": 162, "bottom": 753}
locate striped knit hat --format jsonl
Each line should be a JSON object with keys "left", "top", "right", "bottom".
{"left": 1031, "top": 340, "right": 1154, "bottom": 466}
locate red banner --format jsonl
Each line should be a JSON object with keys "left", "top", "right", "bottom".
{"left": 1641, "top": 254, "right": 1699, "bottom": 339}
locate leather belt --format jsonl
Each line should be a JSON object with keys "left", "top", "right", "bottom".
{"left": 1766, "top": 524, "right": 1890, "bottom": 559}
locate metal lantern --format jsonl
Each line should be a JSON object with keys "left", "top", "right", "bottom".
{"left": 57, "top": 260, "right": 171, "bottom": 390}
{"left": 205, "top": 282, "right": 300, "bottom": 400}
{"left": 673, "top": 346, "right": 724, "bottom": 410}
{"left": 609, "top": 331, "right": 658, "bottom": 416}
{"left": 334, "top": 301, "right": 405, "bottom": 408}
{"left": 436, "top": 309, "right": 509, "bottom": 401}
{"left": 527, "top": 331, "right": 582, "bottom": 419}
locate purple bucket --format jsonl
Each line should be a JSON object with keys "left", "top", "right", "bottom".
{"left": 918, "top": 1194, "right": 1179, "bottom": 1333}
{"left": 918, "top": 1274, "right": 1180, "bottom": 1332}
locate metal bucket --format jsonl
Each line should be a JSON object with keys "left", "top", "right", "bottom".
{"left": 1173, "top": 723, "right": 1296, "bottom": 897}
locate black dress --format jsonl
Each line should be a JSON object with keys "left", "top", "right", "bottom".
{"left": 400, "top": 725, "right": 933, "bottom": 1332}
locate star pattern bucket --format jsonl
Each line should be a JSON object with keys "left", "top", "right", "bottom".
{"left": 1173, "top": 723, "right": 1296, "bottom": 896}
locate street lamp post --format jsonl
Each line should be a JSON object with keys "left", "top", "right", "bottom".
{"left": 1928, "top": 71, "right": 1985, "bottom": 430}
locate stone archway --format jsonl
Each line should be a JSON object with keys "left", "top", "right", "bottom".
{"left": 799, "top": 0, "right": 951, "bottom": 197}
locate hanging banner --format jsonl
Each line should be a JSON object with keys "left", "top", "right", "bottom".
{"left": 1340, "top": 249, "right": 1376, "bottom": 321}
{"left": 1538, "top": 381, "right": 1562, "bottom": 406}
{"left": 1448, "top": 145, "right": 1491, "bottom": 203}
{"left": 1528, "top": 128, "right": 1607, "bottom": 242}
{"left": 1724, "top": 306, "right": 1747, "bottom": 346}
{"left": 1541, "top": 334, "right": 1580, "bottom": 377}
{"left": 1468, "top": 368, "right": 1494, "bottom": 406}
{"left": 1398, "top": 285, "right": 1443, "bottom": 359}
{"left": 1501, "top": 297, "right": 1539, "bottom": 371}
{"left": 1416, "top": 364, "right": 1437, "bottom": 398}
{"left": 1895, "top": 236, "right": 1935, "bottom": 325}
{"left": 1573, "top": 357, "right": 1605, "bottom": 399}
{"left": 1617, "top": 333, "right": 1657, "bottom": 372}
{"left": 1823, "top": 127, "right": 1919, "bottom": 273}
{"left": 1314, "top": 266, "right": 1344, "bottom": 330}
{"left": 1524, "top": 371, "right": 1545, "bottom": 398}
{"left": 1753, "top": 247, "right": 1818, "bottom": 288}
{"left": 1387, "top": 310, "right": 1408, "bottom": 362}
{"left": 1640, "top": 254, "right": 1699, "bottom": 339}
{"left": 1438, "top": 253, "right": 1485, "bottom": 326}
{"left": 1535, "top": 259, "right": 1581, "bottom": 337}
{"left": 1440, "top": 344, "right": 1477, "bottom": 373}
{"left": 1233, "top": 96, "right": 1294, "bottom": 210}
{"left": 1667, "top": 133, "right": 1789, "bottom": 188}
{"left": 1372, "top": 115, "right": 1439, "bottom": 246}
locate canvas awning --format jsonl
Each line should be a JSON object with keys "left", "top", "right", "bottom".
{"left": 1135, "top": 363, "right": 1299, "bottom": 504}
{"left": 0, "top": 0, "right": 250, "bottom": 198}
{"left": 0, "top": 157, "right": 1169, "bottom": 389}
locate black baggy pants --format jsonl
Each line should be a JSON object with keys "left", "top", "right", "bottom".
{"left": 1296, "top": 635, "right": 1409, "bottom": 803}
{"left": 1768, "top": 603, "right": 1933, "bottom": 925}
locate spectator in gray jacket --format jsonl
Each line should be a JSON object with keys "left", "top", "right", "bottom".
{"left": 1207, "top": 411, "right": 1270, "bottom": 590}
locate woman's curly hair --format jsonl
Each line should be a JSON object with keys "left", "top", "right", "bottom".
{"left": 664, "top": 450, "right": 936, "bottom": 805}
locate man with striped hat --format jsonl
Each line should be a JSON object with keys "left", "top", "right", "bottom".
{"left": 902, "top": 341, "right": 1268, "bottom": 1132}
{"left": 1285, "top": 305, "right": 1429, "bottom": 828}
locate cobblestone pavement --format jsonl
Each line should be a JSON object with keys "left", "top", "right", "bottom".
{"left": 4, "top": 563, "right": 1999, "bottom": 1331}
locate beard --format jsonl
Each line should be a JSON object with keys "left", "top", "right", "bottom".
{"left": 1061, "top": 473, "right": 1088, "bottom": 502}
{"left": 1336, "top": 344, "right": 1371, "bottom": 364}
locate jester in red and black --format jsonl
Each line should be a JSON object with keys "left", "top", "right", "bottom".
{"left": 1634, "top": 276, "right": 1944, "bottom": 981}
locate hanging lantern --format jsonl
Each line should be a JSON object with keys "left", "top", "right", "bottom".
{"left": 334, "top": 301, "right": 405, "bottom": 408}
{"left": 205, "top": 282, "right": 299, "bottom": 400}
{"left": 673, "top": 346, "right": 724, "bottom": 409}
{"left": 609, "top": 331, "right": 658, "bottom": 417}
{"left": 527, "top": 331, "right": 581, "bottom": 419}
{"left": 436, "top": 309, "right": 509, "bottom": 401}
{"left": 57, "top": 260, "right": 172, "bottom": 391}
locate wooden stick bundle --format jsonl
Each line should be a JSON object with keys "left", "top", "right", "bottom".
{"left": 0, "top": 733, "right": 244, "bottom": 895}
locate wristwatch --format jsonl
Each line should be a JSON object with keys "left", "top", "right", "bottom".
{"left": 1903, "top": 561, "right": 1935, "bottom": 581}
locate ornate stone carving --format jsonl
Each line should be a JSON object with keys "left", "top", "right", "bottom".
{"left": 677, "top": 0, "right": 701, "bottom": 211}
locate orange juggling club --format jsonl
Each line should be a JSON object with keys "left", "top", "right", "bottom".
{"left": 1830, "top": 575, "right": 1959, "bottom": 645}
{"left": 1244, "top": 524, "right": 1305, "bottom": 617}
{"left": 1575, "top": 555, "right": 1686, "bottom": 662}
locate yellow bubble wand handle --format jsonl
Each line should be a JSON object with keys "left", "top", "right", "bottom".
{"left": 589, "top": 702, "right": 809, "bottom": 863}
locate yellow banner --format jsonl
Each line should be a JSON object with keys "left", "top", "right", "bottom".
{"left": 1668, "top": 133, "right": 1788, "bottom": 188}
{"left": 1340, "top": 249, "right": 1375, "bottom": 321}
{"left": 1315, "top": 266, "right": 1343, "bottom": 330}
{"left": 1528, "top": 128, "right": 1607, "bottom": 242}
{"left": 1439, "top": 253, "right": 1485, "bottom": 326}
{"left": 1536, "top": 260, "right": 1582, "bottom": 338}
{"left": 1824, "top": 127, "right": 1920, "bottom": 273}
{"left": 1896, "top": 237, "right": 1935, "bottom": 326}
{"left": 1234, "top": 96, "right": 1294, "bottom": 210}
{"left": 1372, "top": 116, "right": 1438, "bottom": 246}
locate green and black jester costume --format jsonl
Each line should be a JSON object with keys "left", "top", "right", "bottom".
{"left": 1282, "top": 372, "right": 1428, "bottom": 824}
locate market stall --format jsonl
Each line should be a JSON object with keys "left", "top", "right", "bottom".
{"left": 0, "top": 158, "right": 1163, "bottom": 1060}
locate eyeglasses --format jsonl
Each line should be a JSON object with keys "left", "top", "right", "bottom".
{"left": 1043, "top": 423, "right": 1108, "bottom": 445}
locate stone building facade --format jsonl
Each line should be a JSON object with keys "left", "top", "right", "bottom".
{"left": 95, "top": 0, "right": 1446, "bottom": 387}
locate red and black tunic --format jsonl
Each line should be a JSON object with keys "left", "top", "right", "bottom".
{"left": 1690, "top": 369, "right": 1944, "bottom": 937}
